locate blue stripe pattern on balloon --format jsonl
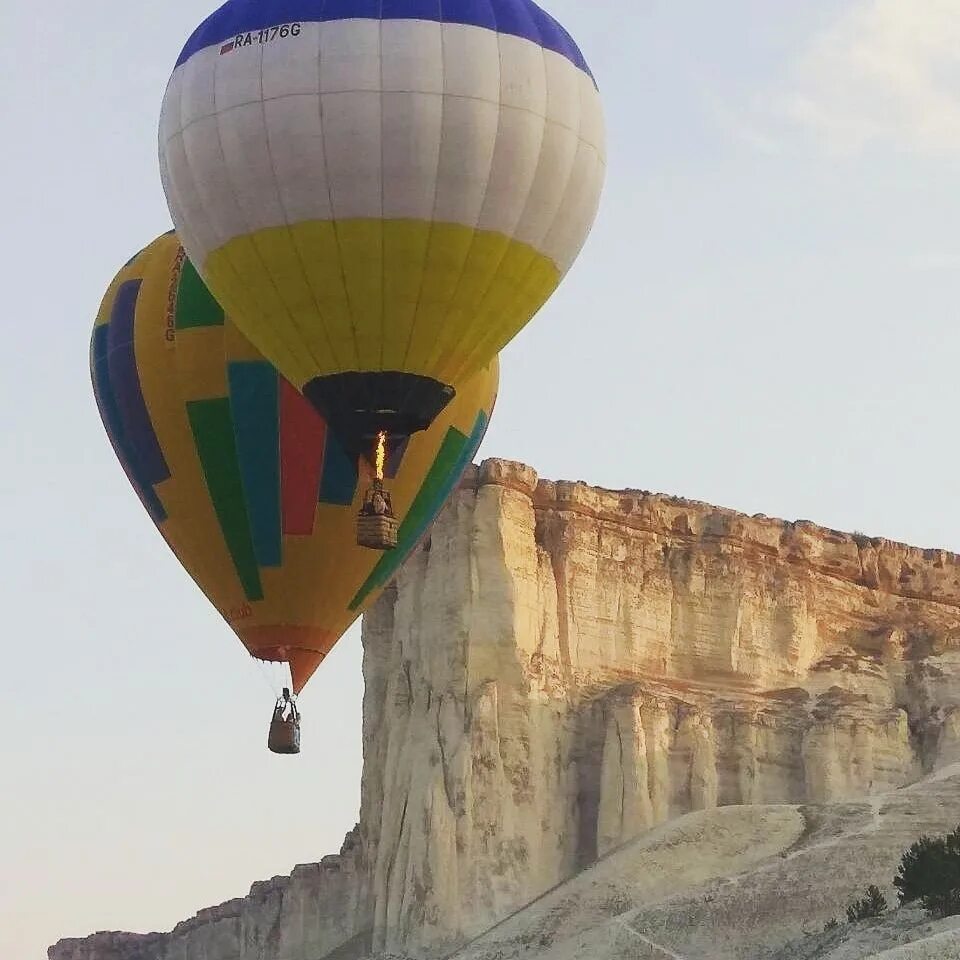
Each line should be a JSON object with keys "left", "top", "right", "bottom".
{"left": 174, "top": 0, "right": 594, "bottom": 82}
{"left": 106, "top": 281, "right": 172, "bottom": 497}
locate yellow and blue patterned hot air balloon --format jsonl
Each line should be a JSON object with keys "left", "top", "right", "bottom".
{"left": 91, "top": 232, "right": 498, "bottom": 695}
{"left": 158, "top": 0, "right": 604, "bottom": 456}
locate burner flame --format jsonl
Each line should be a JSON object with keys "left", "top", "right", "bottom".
{"left": 375, "top": 431, "right": 386, "bottom": 481}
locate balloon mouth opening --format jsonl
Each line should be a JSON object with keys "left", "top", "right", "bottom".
{"left": 302, "top": 371, "right": 455, "bottom": 462}
{"left": 256, "top": 648, "right": 304, "bottom": 690}
{"left": 243, "top": 633, "right": 331, "bottom": 695}
{"left": 256, "top": 647, "right": 293, "bottom": 664}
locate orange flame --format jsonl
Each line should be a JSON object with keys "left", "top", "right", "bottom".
{"left": 375, "top": 431, "right": 386, "bottom": 481}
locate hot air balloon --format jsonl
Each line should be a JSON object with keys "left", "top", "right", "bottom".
{"left": 91, "top": 232, "right": 498, "bottom": 751}
{"left": 158, "top": 0, "right": 604, "bottom": 498}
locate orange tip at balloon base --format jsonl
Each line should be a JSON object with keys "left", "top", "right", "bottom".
{"left": 241, "top": 626, "right": 335, "bottom": 693}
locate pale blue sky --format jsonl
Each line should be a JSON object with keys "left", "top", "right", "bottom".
{"left": 3, "top": 2, "right": 960, "bottom": 957}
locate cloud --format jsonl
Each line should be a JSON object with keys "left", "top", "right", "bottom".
{"left": 907, "top": 251, "right": 960, "bottom": 272}
{"left": 773, "top": 0, "right": 960, "bottom": 155}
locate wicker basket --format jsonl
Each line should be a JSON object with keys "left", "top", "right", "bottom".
{"left": 268, "top": 717, "right": 301, "bottom": 755}
{"left": 357, "top": 512, "right": 400, "bottom": 550}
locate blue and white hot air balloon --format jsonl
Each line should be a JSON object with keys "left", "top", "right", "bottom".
{"left": 159, "top": 0, "right": 605, "bottom": 459}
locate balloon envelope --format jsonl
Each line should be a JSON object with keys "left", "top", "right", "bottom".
{"left": 158, "top": 0, "right": 604, "bottom": 434}
{"left": 91, "top": 233, "right": 498, "bottom": 692}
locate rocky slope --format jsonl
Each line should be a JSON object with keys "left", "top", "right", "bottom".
{"left": 50, "top": 460, "right": 960, "bottom": 960}
{"left": 449, "top": 766, "right": 960, "bottom": 960}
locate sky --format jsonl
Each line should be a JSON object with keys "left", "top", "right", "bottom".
{"left": 3, "top": 1, "right": 960, "bottom": 957}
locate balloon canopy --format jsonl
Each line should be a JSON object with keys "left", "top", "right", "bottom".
{"left": 159, "top": 0, "right": 604, "bottom": 453}
{"left": 91, "top": 233, "right": 498, "bottom": 693}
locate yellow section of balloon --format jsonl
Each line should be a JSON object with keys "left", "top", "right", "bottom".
{"left": 91, "top": 233, "right": 498, "bottom": 692}
{"left": 204, "top": 220, "right": 560, "bottom": 389}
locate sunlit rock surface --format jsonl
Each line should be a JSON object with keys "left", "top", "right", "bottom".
{"left": 50, "top": 460, "right": 960, "bottom": 960}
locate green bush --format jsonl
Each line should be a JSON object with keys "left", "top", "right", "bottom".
{"left": 894, "top": 827, "right": 960, "bottom": 918}
{"left": 846, "top": 885, "right": 888, "bottom": 922}
{"left": 823, "top": 918, "right": 839, "bottom": 931}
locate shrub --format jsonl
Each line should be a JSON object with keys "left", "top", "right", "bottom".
{"left": 823, "top": 918, "right": 839, "bottom": 931}
{"left": 895, "top": 827, "right": 960, "bottom": 918}
{"left": 846, "top": 885, "right": 888, "bottom": 922}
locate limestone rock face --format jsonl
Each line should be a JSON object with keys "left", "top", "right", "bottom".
{"left": 360, "top": 461, "right": 959, "bottom": 955}
{"left": 50, "top": 460, "right": 960, "bottom": 960}
{"left": 48, "top": 932, "right": 167, "bottom": 960}
{"left": 50, "top": 831, "right": 371, "bottom": 960}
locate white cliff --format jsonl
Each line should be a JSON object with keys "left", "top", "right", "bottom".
{"left": 50, "top": 461, "right": 960, "bottom": 960}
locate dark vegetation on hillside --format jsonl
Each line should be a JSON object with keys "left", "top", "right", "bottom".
{"left": 895, "top": 826, "right": 960, "bottom": 918}
{"left": 822, "top": 825, "right": 960, "bottom": 930}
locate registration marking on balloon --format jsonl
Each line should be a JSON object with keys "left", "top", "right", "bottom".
{"left": 219, "top": 23, "right": 302, "bottom": 55}
{"left": 163, "top": 246, "right": 185, "bottom": 343}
